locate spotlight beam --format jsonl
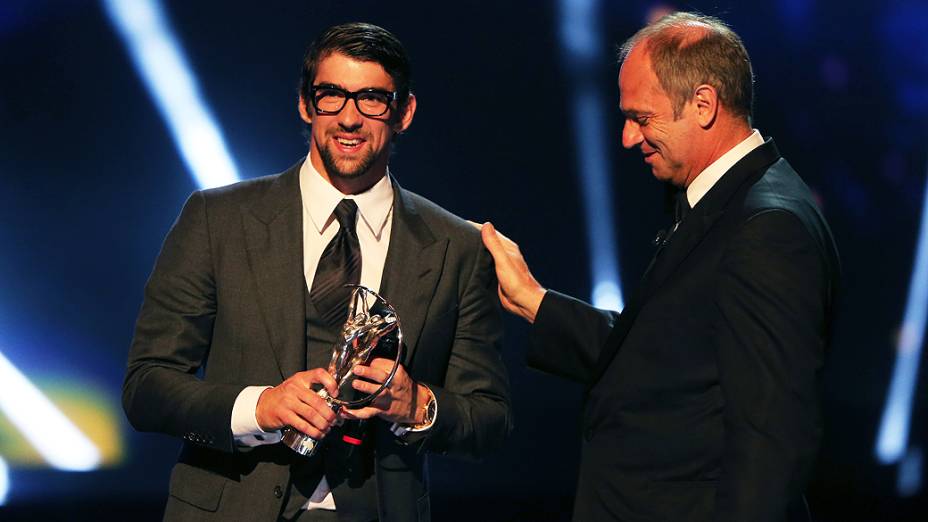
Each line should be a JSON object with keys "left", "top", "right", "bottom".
{"left": 558, "top": 0, "right": 624, "bottom": 311}
{"left": 102, "top": 0, "right": 240, "bottom": 189}
{"left": 875, "top": 169, "right": 928, "bottom": 471}
{"left": 0, "top": 455, "right": 8, "bottom": 505}
{"left": 0, "top": 351, "right": 101, "bottom": 471}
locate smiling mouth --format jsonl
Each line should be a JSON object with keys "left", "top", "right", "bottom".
{"left": 336, "top": 137, "right": 363, "bottom": 146}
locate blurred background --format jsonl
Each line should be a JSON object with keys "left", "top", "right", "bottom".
{"left": 1, "top": 0, "right": 926, "bottom": 520}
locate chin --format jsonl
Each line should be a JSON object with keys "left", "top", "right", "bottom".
{"left": 650, "top": 169, "right": 671, "bottom": 183}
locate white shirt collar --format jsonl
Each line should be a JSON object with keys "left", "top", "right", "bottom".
{"left": 686, "top": 129, "right": 765, "bottom": 208}
{"left": 298, "top": 155, "right": 394, "bottom": 239}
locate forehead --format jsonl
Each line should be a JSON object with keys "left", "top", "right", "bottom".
{"left": 618, "top": 46, "right": 664, "bottom": 112}
{"left": 314, "top": 52, "right": 395, "bottom": 91}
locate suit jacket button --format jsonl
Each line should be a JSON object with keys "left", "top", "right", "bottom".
{"left": 274, "top": 485, "right": 283, "bottom": 499}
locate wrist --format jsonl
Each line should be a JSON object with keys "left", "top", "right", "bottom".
{"left": 254, "top": 387, "right": 275, "bottom": 432}
{"left": 413, "top": 384, "right": 432, "bottom": 425}
{"left": 391, "top": 384, "right": 437, "bottom": 438}
{"left": 520, "top": 286, "right": 547, "bottom": 323}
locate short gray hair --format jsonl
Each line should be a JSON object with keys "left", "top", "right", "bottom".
{"left": 618, "top": 12, "right": 754, "bottom": 122}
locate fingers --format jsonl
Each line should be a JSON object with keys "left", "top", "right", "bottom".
{"left": 351, "top": 362, "right": 393, "bottom": 397}
{"left": 352, "top": 377, "right": 386, "bottom": 396}
{"left": 480, "top": 221, "right": 507, "bottom": 261}
{"left": 481, "top": 222, "right": 526, "bottom": 279}
{"left": 285, "top": 397, "right": 335, "bottom": 439}
{"left": 305, "top": 368, "right": 339, "bottom": 397}
{"left": 354, "top": 358, "right": 394, "bottom": 380}
{"left": 340, "top": 406, "right": 381, "bottom": 420}
{"left": 342, "top": 361, "right": 417, "bottom": 424}
{"left": 256, "top": 370, "right": 341, "bottom": 436}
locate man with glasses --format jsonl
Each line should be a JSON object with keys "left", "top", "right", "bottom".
{"left": 124, "top": 22, "right": 511, "bottom": 522}
{"left": 477, "top": 12, "right": 838, "bottom": 522}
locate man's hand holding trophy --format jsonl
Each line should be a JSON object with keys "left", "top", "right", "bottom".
{"left": 274, "top": 285, "right": 406, "bottom": 456}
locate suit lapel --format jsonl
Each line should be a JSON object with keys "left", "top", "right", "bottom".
{"left": 588, "top": 139, "right": 783, "bottom": 387}
{"left": 378, "top": 181, "right": 448, "bottom": 366}
{"left": 243, "top": 162, "right": 306, "bottom": 380}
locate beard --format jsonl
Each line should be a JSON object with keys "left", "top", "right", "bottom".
{"left": 318, "top": 139, "right": 379, "bottom": 180}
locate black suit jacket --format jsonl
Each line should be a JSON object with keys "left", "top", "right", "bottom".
{"left": 123, "top": 161, "right": 511, "bottom": 521}
{"left": 529, "top": 140, "right": 839, "bottom": 521}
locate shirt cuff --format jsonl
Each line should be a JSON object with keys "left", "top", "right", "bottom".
{"left": 231, "top": 385, "right": 282, "bottom": 446}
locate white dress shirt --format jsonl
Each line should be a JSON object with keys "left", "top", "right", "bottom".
{"left": 229, "top": 155, "right": 394, "bottom": 510}
{"left": 686, "top": 129, "right": 765, "bottom": 207}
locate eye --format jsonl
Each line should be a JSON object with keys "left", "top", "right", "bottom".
{"left": 636, "top": 116, "right": 651, "bottom": 127}
{"left": 357, "top": 91, "right": 389, "bottom": 108}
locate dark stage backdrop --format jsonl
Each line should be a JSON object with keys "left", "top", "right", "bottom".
{"left": 0, "top": 0, "right": 926, "bottom": 520}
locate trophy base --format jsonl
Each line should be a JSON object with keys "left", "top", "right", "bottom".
{"left": 281, "top": 427, "right": 320, "bottom": 457}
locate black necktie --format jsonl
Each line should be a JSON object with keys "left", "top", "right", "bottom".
{"left": 673, "top": 190, "right": 691, "bottom": 225}
{"left": 310, "top": 199, "right": 362, "bottom": 326}
{"left": 654, "top": 191, "right": 691, "bottom": 248}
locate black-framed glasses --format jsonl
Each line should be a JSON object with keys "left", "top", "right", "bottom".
{"left": 310, "top": 86, "right": 397, "bottom": 117}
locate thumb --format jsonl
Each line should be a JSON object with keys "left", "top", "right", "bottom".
{"left": 480, "top": 221, "right": 505, "bottom": 258}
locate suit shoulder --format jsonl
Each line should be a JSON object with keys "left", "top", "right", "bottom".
{"left": 401, "top": 189, "right": 482, "bottom": 246}
{"left": 740, "top": 160, "right": 815, "bottom": 215}
{"left": 199, "top": 172, "right": 281, "bottom": 203}
{"left": 736, "top": 159, "right": 839, "bottom": 268}
{"left": 187, "top": 162, "right": 301, "bottom": 219}
{"left": 737, "top": 160, "right": 825, "bottom": 230}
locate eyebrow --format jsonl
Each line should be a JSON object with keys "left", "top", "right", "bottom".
{"left": 313, "top": 81, "right": 393, "bottom": 93}
{"left": 620, "top": 108, "right": 648, "bottom": 119}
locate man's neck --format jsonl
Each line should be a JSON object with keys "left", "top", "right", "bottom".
{"left": 684, "top": 122, "right": 753, "bottom": 188}
{"left": 326, "top": 171, "right": 387, "bottom": 195}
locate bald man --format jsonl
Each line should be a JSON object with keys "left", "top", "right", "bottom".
{"left": 479, "top": 12, "right": 839, "bottom": 522}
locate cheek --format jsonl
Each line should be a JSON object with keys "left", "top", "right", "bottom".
{"left": 312, "top": 121, "right": 331, "bottom": 140}
{"left": 648, "top": 124, "right": 677, "bottom": 152}
{"left": 371, "top": 130, "right": 392, "bottom": 150}
{"left": 641, "top": 129, "right": 664, "bottom": 151}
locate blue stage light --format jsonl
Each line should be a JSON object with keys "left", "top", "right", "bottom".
{"left": 875, "top": 168, "right": 928, "bottom": 495}
{"left": 558, "top": 0, "right": 624, "bottom": 311}
{"left": 0, "top": 456, "right": 7, "bottom": 505}
{"left": 103, "top": 0, "right": 240, "bottom": 189}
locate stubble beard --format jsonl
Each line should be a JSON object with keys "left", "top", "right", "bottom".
{"left": 318, "top": 140, "right": 379, "bottom": 180}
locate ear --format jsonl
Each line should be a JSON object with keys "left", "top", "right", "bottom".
{"left": 298, "top": 96, "right": 313, "bottom": 124}
{"left": 392, "top": 93, "right": 417, "bottom": 134}
{"left": 692, "top": 84, "right": 718, "bottom": 128}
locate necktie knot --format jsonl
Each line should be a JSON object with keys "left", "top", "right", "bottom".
{"left": 311, "top": 198, "right": 362, "bottom": 326}
{"left": 334, "top": 199, "right": 359, "bottom": 232}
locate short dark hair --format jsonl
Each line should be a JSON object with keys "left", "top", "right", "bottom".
{"left": 300, "top": 22, "right": 413, "bottom": 112}
{"left": 618, "top": 12, "right": 754, "bottom": 122}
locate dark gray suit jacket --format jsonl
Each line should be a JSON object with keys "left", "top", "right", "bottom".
{"left": 124, "top": 161, "right": 511, "bottom": 521}
{"left": 529, "top": 140, "right": 839, "bottom": 521}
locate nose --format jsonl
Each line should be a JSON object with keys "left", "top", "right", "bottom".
{"left": 621, "top": 119, "right": 642, "bottom": 149}
{"left": 337, "top": 98, "right": 364, "bottom": 131}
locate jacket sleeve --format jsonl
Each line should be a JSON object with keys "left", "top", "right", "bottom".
{"left": 713, "top": 209, "right": 828, "bottom": 521}
{"left": 417, "top": 245, "right": 513, "bottom": 459}
{"left": 526, "top": 291, "right": 618, "bottom": 385}
{"left": 122, "top": 191, "right": 245, "bottom": 453}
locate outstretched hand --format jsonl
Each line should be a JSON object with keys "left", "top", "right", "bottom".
{"left": 471, "top": 221, "right": 546, "bottom": 323}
